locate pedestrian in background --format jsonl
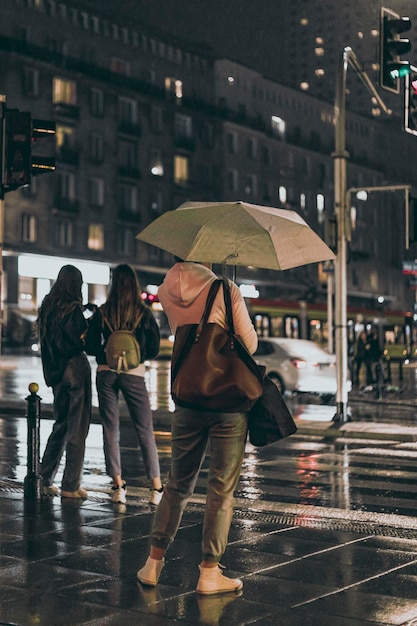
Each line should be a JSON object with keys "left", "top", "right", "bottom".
{"left": 367, "top": 327, "right": 383, "bottom": 385}
{"left": 354, "top": 330, "right": 372, "bottom": 387}
{"left": 85, "top": 264, "right": 162, "bottom": 506}
{"left": 137, "top": 259, "right": 258, "bottom": 595}
{"left": 38, "top": 265, "right": 91, "bottom": 499}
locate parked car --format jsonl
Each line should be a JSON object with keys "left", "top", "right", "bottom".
{"left": 253, "top": 337, "right": 351, "bottom": 401}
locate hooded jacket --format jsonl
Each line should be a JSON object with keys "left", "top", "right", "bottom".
{"left": 158, "top": 262, "right": 258, "bottom": 354}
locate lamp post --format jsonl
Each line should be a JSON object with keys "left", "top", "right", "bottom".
{"left": 332, "top": 47, "right": 391, "bottom": 423}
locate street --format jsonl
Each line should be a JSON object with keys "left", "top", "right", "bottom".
{"left": 2, "top": 355, "right": 417, "bottom": 624}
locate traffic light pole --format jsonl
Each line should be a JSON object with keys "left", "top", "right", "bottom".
{"left": 0, "top": 96, "right": 5, "bottom": 357}
{"left": 333, "top": 47, "right": 391, "bottom": 423}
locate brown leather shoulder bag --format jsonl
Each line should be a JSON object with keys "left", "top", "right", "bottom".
{"left": 171, "top": 279, "right": 263, "bottom": 412}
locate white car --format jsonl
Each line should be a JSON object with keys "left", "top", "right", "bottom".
{"left": 253, "top": 337, "right": 351, "bottom": 400}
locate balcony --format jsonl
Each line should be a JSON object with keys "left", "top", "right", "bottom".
{"left": 118, "top": 166, "right": 141, "bottom": 180}
{"left": 53, "top": 197, "right": 80, "bottom": 213}
{"left": 173, "top": 135, "right": 196, "bottom": 151}
{"left": 117, "top": 209, "right": 141, "bottom": 223}
{"left": 57, "top": 147, "right": 79, "bottom": 166}
{"left": 118, "top": 122, "right": 142, "bottom": 137}
{"left": 53, "top": 102, "right": 80, "bottom": 120}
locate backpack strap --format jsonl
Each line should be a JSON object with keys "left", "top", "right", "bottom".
{"left": 101, "top": 312, "right": 114, "bottom": 334}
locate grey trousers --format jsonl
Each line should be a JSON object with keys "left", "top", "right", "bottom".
{"left": 41, "top": 353, "right": 91, "bottom": 491}
{"left": 151, "top": 406, "right": 247, "bottom": 563}
{"left": 96, "top": 370, "right": 161, "bottom": 480}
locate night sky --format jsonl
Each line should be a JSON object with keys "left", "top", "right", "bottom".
{"left": 88, "top": 0, "right": 288, "bottom": 81}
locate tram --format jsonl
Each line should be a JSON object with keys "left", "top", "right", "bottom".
{"left": 248, "top": 298, "right": 415, "bottom": 362}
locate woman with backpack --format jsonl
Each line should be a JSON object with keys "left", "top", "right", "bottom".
{"left": 38, "top": 264, "right": 91, "bottom": 499}
{"left": 85, "top": 264, "right": 163, "bottom": 505}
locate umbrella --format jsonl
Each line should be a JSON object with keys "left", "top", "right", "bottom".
{"left": 136, "top": 201, "right": 335, "bottom": 271}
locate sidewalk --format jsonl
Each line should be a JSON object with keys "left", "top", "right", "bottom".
{"left": 3, "top": 419, "right": 417, "bottom": 625}
{"left": 2, "top": 379, "right": 417, "bottom": 623}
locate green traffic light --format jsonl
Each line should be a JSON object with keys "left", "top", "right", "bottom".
{"left": 390, "top": 63, "right": 411, "bottom": 79}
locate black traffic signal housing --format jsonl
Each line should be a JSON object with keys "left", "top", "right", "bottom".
{"left": 380, "top": 7, "right": 412, "bottom": 93}
{"left": 1, "top": 109, "right": 56, "bottom": 193}
{"left": 405, "top": 66, "right": 417, "bottom": 135}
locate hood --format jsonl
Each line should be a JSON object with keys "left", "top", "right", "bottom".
{"left": 158, "top": 262, "right": 216, "bottom": 309}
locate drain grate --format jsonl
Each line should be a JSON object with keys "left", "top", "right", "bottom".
{"left": 3, "top": 478, "right": 417, "bottom": 539}
{"left": 232, "top": 508, "right": 417, "bottom": 539}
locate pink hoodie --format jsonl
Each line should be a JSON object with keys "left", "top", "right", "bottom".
{"left": 158, "top": 262, "right": 258, "bottom": 355}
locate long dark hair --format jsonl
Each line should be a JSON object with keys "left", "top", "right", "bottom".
{"left": 101, "top": 264, "right": 145, "bottom": 330}
{"left": 38, "top": 265, "right": 83, "bottom": 340}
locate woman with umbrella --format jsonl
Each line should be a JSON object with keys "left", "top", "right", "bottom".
{"left": 137, "top": 258, "right": 258, "bottom": 594}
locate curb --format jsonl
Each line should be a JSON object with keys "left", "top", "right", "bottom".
{"left": 3, "top": 398, "right": 417, "bottom": 443}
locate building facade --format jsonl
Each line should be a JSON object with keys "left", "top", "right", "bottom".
{"left": 1, "top": 0, "right": 417, "bottom": 351}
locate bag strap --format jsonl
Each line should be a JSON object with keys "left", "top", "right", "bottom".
{"left": 194, "top": 279, "right": 222, "bottom": 342}
{"left": 222, "top": 278, "right": 235, "bottom": 336}
{"left": 101, "top": 312, "right": 114, "bottom": 334}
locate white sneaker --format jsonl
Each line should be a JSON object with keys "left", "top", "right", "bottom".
{"left": 137, "top": 556, "right": 165, "bottom": 586}
{"left": 111, "top": 483, "right": 127, "bottom": 504}
{"left": 196, "top": 564, "right": 243, "bottom": 595}
{"left": 149, "top": 487, "right": 163, "bottom": 505}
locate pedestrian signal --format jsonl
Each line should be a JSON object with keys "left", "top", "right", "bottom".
{"left": 379, "top": 7, "right": 412, "bottom": 93}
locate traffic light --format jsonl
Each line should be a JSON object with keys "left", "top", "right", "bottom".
{"left": 380, "top": 7, "right": 412, "bottom": 93}
{"left": 405, "top": 66, "right": 417, "bottom": 135}
{"left": 1, "top": 109, "right": 56, "bottom": 193}
{"left": 3, "top": 110, "right": 31, "bottom": 189}
{"left": 31, "top": 118, "right": 56, "bottom": 176}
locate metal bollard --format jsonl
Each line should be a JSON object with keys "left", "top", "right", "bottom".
{"left": 23, "top": 383, "right": 42, "bottom": 499}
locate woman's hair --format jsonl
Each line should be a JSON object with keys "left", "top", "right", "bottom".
{"left": 101, "top": 264, "right": 145, "bottom": 330}
{"left": 38, "top": 265, "right": 83, "bottom": 340}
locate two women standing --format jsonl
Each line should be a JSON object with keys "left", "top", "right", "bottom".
{"left": 39, "top": 263, "right": 162, "bottom": 505}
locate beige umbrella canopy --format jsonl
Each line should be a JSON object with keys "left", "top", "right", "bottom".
{"left": 136, "top": 201, "right": 335, "bottom": 271}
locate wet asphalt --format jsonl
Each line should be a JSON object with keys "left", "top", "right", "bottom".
{"left": 1, "top": 357, "right": 417, "bottom": 624}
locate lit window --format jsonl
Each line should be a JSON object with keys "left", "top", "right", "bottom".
{"left": 174, "top": 155, "right": 189, "bottom": 185}
{"left": 300, "top": 193, "right": 306, "bottom": 210}
{"left": 350, "top": 206, "right": 357, "bottom": 231}
{"left": 88, "top": 224, "right": 105, "bottom": 250}
{"left": 53, "top": 77, "right": 77, "bottom": 105}
{"left": 56, "top": 124, "right": 73, "bottom": 151}
{"left": 165, "top": 77, "right": 183, "bottom": 99}
{"left": 316, "top": 193, "right": 325, "bottom": 223}
{"left": 271, "top": 115, "right": 285, "bottom": 138}
{"left": 279, "top": 186, "right": 287, "bottom": 204}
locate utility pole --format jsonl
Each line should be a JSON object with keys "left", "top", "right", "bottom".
{"left": 0, "top": 95, "right": 6, "bottom": 357}
{"left": 333, "top": 47, "right": 391, "bottom": 423}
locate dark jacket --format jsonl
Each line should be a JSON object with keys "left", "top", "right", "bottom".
{"left": 85, "top": 305, "right": 160, "bottom": 365}
{"left": 40, "top": 306, "right": 87, "bottom": 387}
